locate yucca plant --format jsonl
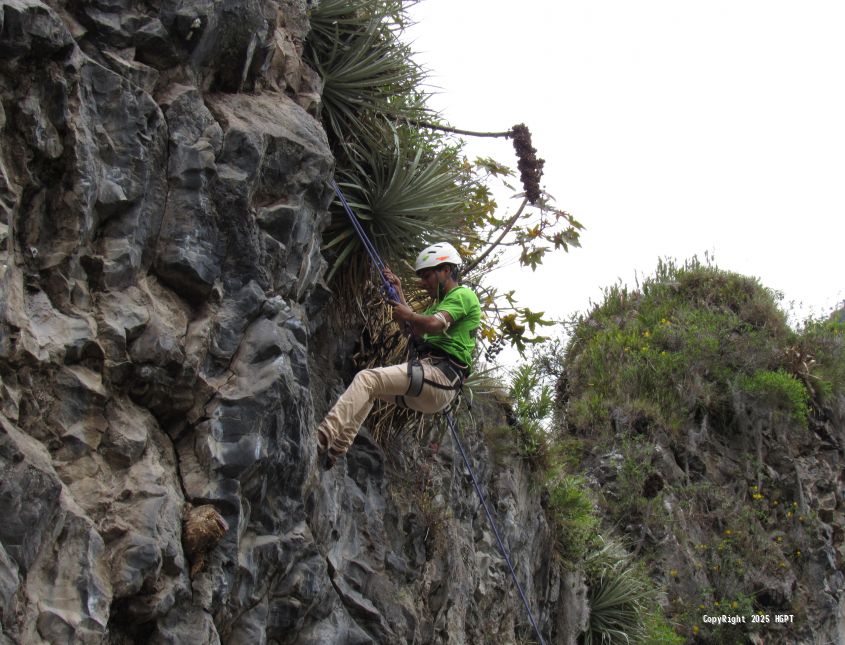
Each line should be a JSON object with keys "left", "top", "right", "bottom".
{"left": 305, "top": 0, "right": 429, "bottom": 147}
{"left": 323, "top": 123, "right": 481, "bottom": 280}
{"left": 583, "top": 540, "right": 650, "bottom": 645}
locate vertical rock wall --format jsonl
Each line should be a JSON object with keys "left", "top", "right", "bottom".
{"left": 0, "top": 1, "right": 575, "bottom": 643}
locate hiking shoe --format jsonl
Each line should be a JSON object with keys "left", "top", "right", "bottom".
{"left": 320, "top": 442, "right": 346, "bottom": 471}
{"left": 320, "top": 450, "right": 336, "bottom": 471}
{"left": 316, "top": 428, "right": 336, "bottom": 470}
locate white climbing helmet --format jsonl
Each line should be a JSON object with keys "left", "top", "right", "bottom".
{"left": 414, "top": 242, "right": 462, "bottom": 273}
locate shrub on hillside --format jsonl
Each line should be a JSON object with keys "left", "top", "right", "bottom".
{"left": 563, "top": 258, "right": 811, "bottom": 436}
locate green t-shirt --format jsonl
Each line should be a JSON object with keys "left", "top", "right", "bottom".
{"left": 422, "top": 285, "right": 481, "bottom": 367}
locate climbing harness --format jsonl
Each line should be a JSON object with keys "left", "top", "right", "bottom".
{"left": 330, "top": 178, "right": 546, "bottom": 644}
{"left": 330, "top": 179, "right": 400, "bottom": 303}
{"left": 398, "top": 353, "right": 464, "bottom": 408}
{"left": 405, "top": 341, "right": 467, "bottom": 398}
{"left": 446, "top": 408, "right": 547, "bottom": 645}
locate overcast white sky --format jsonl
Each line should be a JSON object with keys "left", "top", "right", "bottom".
{"left": 407, "top": 1, "right": 845, "bottom": 329}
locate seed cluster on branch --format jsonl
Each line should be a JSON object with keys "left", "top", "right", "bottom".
{"left": 510, "top": 123, "right": 545, "bottom": 205}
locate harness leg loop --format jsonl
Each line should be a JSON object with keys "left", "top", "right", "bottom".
{"left": 406, "top": 358, "right": 424, "bottom": 397}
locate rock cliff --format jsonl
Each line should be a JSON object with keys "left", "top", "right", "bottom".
{"left": 560, "top": 269, "right": 845, "bottom": 644}
{"left": 0, "top": 1, "right": 578, "bottom": 643}
{"left": 4, "top": 3, "right": 843, "bottom": 644}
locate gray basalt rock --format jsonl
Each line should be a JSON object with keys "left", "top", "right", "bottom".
{"left": 0, "top": 0, "right": 75, "bottom": 59}
{"left": 154, "top": 85, "right": 224, "bottom": 304}
{"left": 133, "top": 17, "right": 181, "bottom": 70}
{"left": 0, "top": 416, "right": 112, "bottom": 643}
{"left": 0, "top": 0, "right": 584, "bottom": 643}
{"left": 581, "top": 387, "right": 845, "bottom": 645}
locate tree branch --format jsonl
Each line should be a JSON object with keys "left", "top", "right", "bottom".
{"left": 392, "top": 116, "right": 514, "bottom": 139}
{"left": 463, "top": 196, "right": 529, "bottom": 275}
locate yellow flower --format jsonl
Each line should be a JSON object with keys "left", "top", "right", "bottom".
{"left": 693, "top": 626, "right": 699, "bottom": 635}
{"left": 670, "top": 569, "right": 678, "bottom": 577}
{"left": 724, "top": 529, "right": 733, "bottom": 536}
{"left": 786, "top": 511, "right": 793, "bottom": 518}
{"left": 752, "top": 493, "right": 764, "bottom": 500}
{"left": 643, "top": 330, "right": 651, "bottom": 337}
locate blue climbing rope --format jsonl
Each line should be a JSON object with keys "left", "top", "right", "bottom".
{"left": 330, "top": 178, "right": 546, "bottom": 644}
{"left": 446, "top": 411, "right": 547, "bottom": 645}
{"left": 330, "top": 179, "right": 400, "bottom": 303}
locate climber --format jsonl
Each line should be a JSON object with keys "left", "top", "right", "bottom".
{"left": 315, "top": 242, "right": 481, "bottom": 469}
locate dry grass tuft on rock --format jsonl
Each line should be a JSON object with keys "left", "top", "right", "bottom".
{"left": 183, "top": 504, "right": 229, "bottom": 576}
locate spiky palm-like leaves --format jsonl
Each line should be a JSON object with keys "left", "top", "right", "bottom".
{"left": 583, "top": 541, "right": 651, "bottom": 645}
{"left": 306, "top": 0, "right": 481, "bottom": 284}
{"left": 305, "top": 0, "right": 428, "bottom": 147}
{"left": 324, "top": 124, "right": 480, "bottom": 280}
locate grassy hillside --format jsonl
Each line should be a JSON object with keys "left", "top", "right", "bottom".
{"left": 506, "top": 258, "right": 844, "bottom": 643}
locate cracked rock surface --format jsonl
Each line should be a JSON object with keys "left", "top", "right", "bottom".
{"left": 0, "top": 1, "right": 578, "bottom": 642}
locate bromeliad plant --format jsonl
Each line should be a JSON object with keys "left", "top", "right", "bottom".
{"left": 582, "top": 539, "right": 659, "bottom": 645}
{"left": 306, "top": 0, "right": 488, "bottom": 295}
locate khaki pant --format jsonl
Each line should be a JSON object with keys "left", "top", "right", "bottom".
{"left": 317, "top": 358, "right": 457, "bottom": 458}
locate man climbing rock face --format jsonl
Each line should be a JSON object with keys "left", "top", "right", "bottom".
{"left": 316, "top": 242, "right": 481, "bottom": 469}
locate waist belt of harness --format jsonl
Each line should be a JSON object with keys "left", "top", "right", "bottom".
{"left": 405, "top": 354, "right": 466, "bottom": 397}
{"left": 412, "top": 342, "right": 469, "bottom": 374}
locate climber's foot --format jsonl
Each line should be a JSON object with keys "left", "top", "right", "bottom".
{"left": 316, "top": 428, "right": 337, "bottom": 470}
{"left": 320, "top": 451, "right": 336, "bottom": 471}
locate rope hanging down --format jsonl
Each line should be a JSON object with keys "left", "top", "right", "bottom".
{"left": 329, "top": 178, "right": 546, "bottom": 644}
{"left": 330, "top": 179, "right": 400, "bottom": 302}
{"left": 446, "top": 411, "right": 547, "bottom": 645}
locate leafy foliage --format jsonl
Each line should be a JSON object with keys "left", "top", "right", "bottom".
{"left": 324, "top": 125, "right": 485, "bottom": 280}
{"left": 736, "top": 369, "right": 810, "bottom": 425}
{"left": 305, "top": 0, "right": 427, "bottom": 146}
{"left": 545, "top": 471, "right": 599, "bottom": 565}
{"left": 564, "top": 257, "right": 796, "bottom": 433}
{"left": 508, "top": 363, "right": 554, "bottom": 458}
{"left": 583, "top": 540, "right": 661, "bottom": 645}
{"left": 305, "top": 0, "right": 583, "bottom": 355}
{"left": 795, "top": 315, "right": 845, "bottom": 404}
